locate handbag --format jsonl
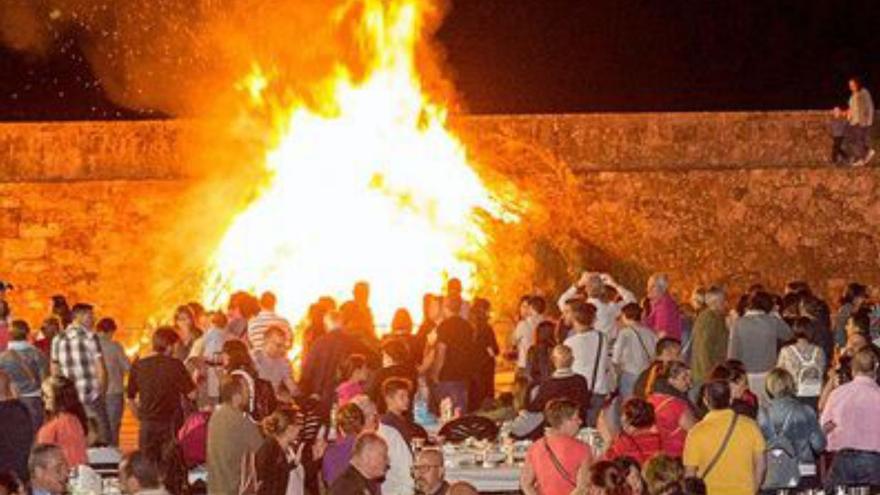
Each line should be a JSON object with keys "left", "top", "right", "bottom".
{"left": 761, "top": 409, "right": 801, "bottom": 489}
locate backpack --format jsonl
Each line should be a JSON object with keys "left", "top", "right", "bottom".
{"left": 791, "top": 346, "right": 822, "bottom": 397}
{"left": 761, "top": 410, "right": 801, "bottom": 490}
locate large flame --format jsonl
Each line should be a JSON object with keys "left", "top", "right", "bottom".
{"left": 202, "top": 0, "right": 510, "bottom": 329}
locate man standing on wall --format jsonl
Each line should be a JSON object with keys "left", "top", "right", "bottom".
{"left": 848, "top": 76, "right": 875, "bottom": 167}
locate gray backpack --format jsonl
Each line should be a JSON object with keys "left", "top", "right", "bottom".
{"left": 761, "top": 410, "right": 801, "bottom": 490}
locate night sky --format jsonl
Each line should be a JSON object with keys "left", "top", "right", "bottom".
{"left": 1, "top": 0, "right": 879, "bottom": 120}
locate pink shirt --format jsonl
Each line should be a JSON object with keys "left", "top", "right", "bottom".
{"left": 336, "top": 380, "right": 365, "bottom": 406}
{"left": 526, "top": 434, "right": 592, "bottom": 495}
{"left": 649, "top": 393, "right": 689, "bottom": 457}
{"left": 644, "top": 294, "right": 682, "bottom": 340}
{"left": 821, "top": 375, "right": 880, "bottom": 452}
{"left": 37, "top": 413, "right": 88, "bottom": 466}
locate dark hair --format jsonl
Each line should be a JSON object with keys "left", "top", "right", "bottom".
{"left": 222, "top": 340, "right": 255, "bottom": 374}
{"left": 0, "top": 301, "right": 9, "bottom": 320}
{"left": 44, "top": 375, "right": 89, "bottom": 432}
{"left": 174, "top": 305, "right": 196, "bottom": 329}
{"left": 229, "top": 291, "right": 260, "bottom": 319}
{"left": 622, "top": 397, "right": 655, "bottom": 428}
{"left": 848, "top": 310, "right": 871, "bottom": 336}
{"left": 381, "top": 340, "right": 410, "bottom": 365}
{"left": 381, "top": 377, "right": 412, "bottom": 399}
{"left": 791, "top": 317, "right": 816, "bottom": 342}
{"left": 528, "top": 296, "right": 547, "bottom": 315}
{"left": 51, "top": 295, "right": 72, "bottom": 326}
{"left": 9, "top": 320, "right": 29, "bottom": 341}
{"left": 0, "top": 471, "right": 21, "bottom": 493}
{"left": 339, "top": 354, "right": 368, "bottom": 381}
{"left": 616, "top": 456, "right": 649, "bottom": 493}
{"left": 748, "top": 291, "right": 774, "bottom": 313}
{"left": 96, "top": 317, "right": 117, "bottom": 334}
{"left": 71, "top": 302, "right": 94, "bottom": 316}
{"left": 841, "top": 282, "right": 869, "bottom": 305}
{"left": 621, "top": 302, "right": 642, "bottom": 321}
{"left": 703, "top": 379, "right": 731, "bottom": 410}
{"left": 535, "top": 320, "right": 556, "bottom": 347}
{"left": 260, "top": 291, "right": 277, "bottom": 310}
{"left": 391, "top": 308, "right": 413, "bottom": 333}
{"left": 656, "top": 337, "right": 682, "bottom": 355}
{"left": 646, "top": 360, "right": 689, "bottom": 394}
{"left": 851, "top": 76, "right": 864, "bottom": 89}
{"left": 336, "top": 402, "right": 366, "bottom": 436}
{"left": 210, "top": 311, "right": 228, "bottom": 329}
{"left": 571, "top": 300, "right": 597, "bottom": 327}
{"left": 121, "top": 450, "right": 162, "bottom": 490}
{"left": 41, "top": 317, "right": 61, "bottom": 338}
{"left": 152, "top": 326, "right": 180, "bottom": 354}
{"left": 470, "top": 298, "right": 491, "bottom": 324}
{"left": 589, "top": 461, "right": 629, "bottom": 495}
{"left": 187, "top": 301, "right": 205, "bottom": 320}
{"left": 710, "top": 362, "right": 746, "bottom": 385}
{"left": 220, "top": 375, "right": 247, "bottom": 404}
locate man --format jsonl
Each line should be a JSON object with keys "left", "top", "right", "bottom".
{"left": 34, "top": 317, "right": 61, "bottom": 358}
{"left": 558, "top": 272, "right": 636, "bottom": 338}
{"left": 350, "top": 395, "right": 414, "bottom": 495}
{"left": 96, "top": 317, "right": 130, "bottom": 447}
{"left": 563, "top": 301, "right": 610, "bottom": 426}
{"left": 207, "top": 375, "right": 264, "bottom": 495}
{"left": 247, "top": 291, "right": 291, "bottom": 352}
{"left": 821, "top": 348, "right": 880, "bottom": 488}
{"left": 433, "top": 299, "right": 477, "bottom": 414}
{"left": 412, "top": 448, "right": 448, "bottom": 495}
{"left": 633, "top": 337, "right": 682, "bottom": 398}
{"left": 226, "top": 291, "right": 256, "bottom": 341}
{"left": 28, "top": 444, "right": 69, "bottom": 495}
{"left": 300, "top": 310, "right": 359, "bottom": 415}
{"left": 612, "top": 302, "right": 657, "bottom": 398}
{"left": 0, "top": 320, "right": 48, "bottom": 430}
{"left": 527, "top": 345, "right": 590, "bottom": 421}
{"left": 848, "top": 76, "right": 875, "bottom": 167}
{"left": 252, "top": 325, "right": 296, "bottom": 399}
{"left": 521, "top": 399, "right": 593, "bottom": 495}
{"left": 352, "top": 281, "right": 377, "bottom": 338}
{"left": 728, "top": 291, "right": 792, "bottom": 403}
{"left": 380, "top": 378, "right": 423, "bottom": 446}
{"left": 50, "top": 302, "right": 111, "bottom": 445}
{"left": 329, "top": 432, "right": 389, "bottom": 495}
{"left": 690, "top": 286, "right": 728, "bottom": 384}
{"left": 368, "top": 340, "right": 418, "bottom": 414}
{"left": 643, "top": 273, "right": 683, "bottom": 340}
{"left": 444, "top": 278, "right": 470, "bottom": 319}
{"left": 0, "top": 370, "right": 33, "bottom": 482}
{"left": 119, "top": 450, "right": 169, "bottom": 495}
{"left": 127, "top": 327, "right": 195, "bottom": 461}
{"left": 683, "top": 379, "right": 765, "bottom": 495}
{"left": 511, "top": 296, "right": 546, "bottom": 379}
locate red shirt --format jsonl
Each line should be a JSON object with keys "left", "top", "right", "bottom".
{"left": 604, "top": 429, "right": 664, "bottom": 465}
{"left": 37, "top": 413, "right": 88, "bottom": 466}
{"left": 648, "top": 393, "right": 689, "bottom": 457}
{"left": 526, "top": 434, "right": 592, "bottom": 495}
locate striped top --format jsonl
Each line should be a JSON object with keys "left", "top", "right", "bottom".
{"left": 247, "top": 310, "right": 291, "bottom": 351}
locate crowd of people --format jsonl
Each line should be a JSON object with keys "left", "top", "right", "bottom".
{"left": 1, "top": 272, "right": 880, "bottom": 495}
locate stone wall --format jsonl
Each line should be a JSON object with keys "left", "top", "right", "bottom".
{"left": 1, "top": 111, "right": 878, "bottom": 333}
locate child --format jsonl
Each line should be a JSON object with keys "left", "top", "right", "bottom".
{"left": 830, "top": 107, "right": 849, "bottom": 165}
{"left": 335, "top": 354, "right": 368, "bottom": 406}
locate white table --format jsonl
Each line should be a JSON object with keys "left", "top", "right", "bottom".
{"left": 445, "top": 465, "right": 521, "bottom": 493}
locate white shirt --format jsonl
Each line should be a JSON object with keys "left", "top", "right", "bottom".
{"left": 378, "top": 423, "right": 414, "bottom": 495}
{"left": 247, "top": 310, "right": 292, "bottom": 352}
{"left": 513, "top": 314, "right": 544, "bottom": 369}
{"left": 564, "top": 330, "right": 612, "bottom": 394}
{"left": 199, "top": 327, "right": 228, "bottom": 398}
{"left": 557, "top": 283, "right": 636, "bottom": 338}
{"left": 612, "top": 324, "right": 657, "bottom": 375}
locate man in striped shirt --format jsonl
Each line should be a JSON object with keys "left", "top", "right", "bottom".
{"left": 247, "top": 291, "right": 291, "bottom": 352}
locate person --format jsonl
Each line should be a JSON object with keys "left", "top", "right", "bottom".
{"left": 757, "top": 368, "right": 826, "bottom": 490}
{"left": 322, "top": 403, "right": 365, "bottom": 486}
{"left": 468, "top": 297, "right": 499, "bottom": 410}
{"left": 612, "top": 302, "right": 657, "bottom": 398}
{"left": 683, "top": 379, "right": 766, "bottom": 495}
{"left": 571, "top": 460, "right": 629, "bottom": 495}
{"left": 0, "top": 302, "right": 9, "bottom": 353}
{"left": 526, "top": 345, "right": 590, "bottom": 422}
{"left": 172, "top": 305, "right": 202, "bottom": 361}
{"left": 328, "top": 432, "right": 388, "bottom": 495}
{"left": 0, "top": 471, "right": 23, "bottom": 495}
{"left": 95, "top": 318, "right": 130, "bottom": 446}
{"left": 49, "top": 295, "right": 72, "bottom": 329}
{"left": 414, "top": 294, "right": 442, "bottom": 364}
{"left": 50, "top": 302, "right": 111, "bottom": 445}
{"left": 643, "top": 455, "right": 685, "bottom": 495}
{"left": 0, "top": 370, "right": 33, "bottom": 482}
{"left": 383, "top": 308, "right": 418, "bottom": 362}
{"left": 411, "top": 448, "right": 448, "bottom": 495}
{"left": 444, "top": 278, "right": 471, "bottom": 319}
{"left": 564, "top": 301, "right": 611, "bottom": 426}
{"left": 302, "top": 298, "right": 332, "bottom": 360}
{"left": 799, "top": 294, "right": 835, "bottom": 362}
{"left": 300, "top": 309, "right": 360, "bottom": 416}
{"left": 227, "top": 291, "right": 259, "bottom": 341}
{"left": 447, "top": 482, "right": 479, "bottom": 495}
{"left": 559, "top": 272, "right": 637, "bottom": 338}
{"left": 521, "top": 399, "right": 593, "bottom": 495}
{"left": 647, "top": 361, "right": 696, "bottom": 458}
{"left": 604, "top": 398, "right": 663, "bottom": 464}
{"left": 349, "top": 394, "right": 414, "bottom": 495}
{"left": 118, "top": 450, "right": 170, "bottom": 495}
{"left": 28, "top": 444, "right": 69, "bottom": 495}
{"left": 207, "top": 375, "right": 265, "bottom": 495}
{"left": 248, "top": 291, "right": 292, "bottom": 353}
{"left": 706, "top": 361, "right": 759, "bottom": 419}
{"left": 34, "top": 317, "right": 61, "bottom": 358}
{"left": 336, "top": 354, "right": 369, "bottom": 406}
{"left": 222, "top": 339, "right": 278, "bottom": 421}
{"left": 433, "top": 298, "right": 477, "bottom": 414}
{"left": 0, "top": 320, "right": 48, "bottom": 430}
{"left": 643, "top": 273, "right": 683, "bottom": 340}
{"left": 689, "top": 286, "right": 728, "bottom": 385}
{"left": 252, "top": 325, "right": 296, "bottom": 400}
{"left": 615, "top": 456, "right": 647, "bottom": 495}
{"left": 526, "top": 320, "right": 556, "bottom": 386}
{"left": 820, "top": 348, "right": 880, "bottom": 488}
{"left": 830, "top": 107, "right": 850, "bottom": 164}
{"left": 834, "top": 282, "right": 869, "bottom": 348}
{"left": 368, "top": 340, "right": 418, "bottom": 415}
{"left": 36, "top": 375, "right": 88, "bottom": 467}
{"left": 195, "top": 311, "right": 229, "bottom": 407}
{"left": 256, "top": 407, "right": 306, "bottom": 495}
{"left": 352, "top": 281, "right": 377, "bottom": 338}
{"left": 380, "top": 378, "right": 425, "bottom": 447}
{"left": 847, "top": 76, "right": 875, "bottom": 167}
{"left": 776, "top": 317, "right": 826, "bottom": 409}
{"left": 512, "top": 295, "right": 546, "bottom": 379}
{"left": 727, "top": 291, "right": 792, "bottom": 404}
{"left": 127, "top": 327, "right": 195, "bottom": 461}
{"left": 634, "top": 337, "right": 682, "bottom": 398}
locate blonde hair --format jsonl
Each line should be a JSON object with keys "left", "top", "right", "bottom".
{"left": 261, "top": 407, "right": 303, "bottom": 437}
{"left": 765, "top": 368, "right": 796, "bottom": 399}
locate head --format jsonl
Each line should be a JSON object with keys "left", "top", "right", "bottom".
{"left": 220, "top": 374, "right": 249, "bottom": 411}
{"left": 9, "top": 320, "right": 29, "bottom": 342}
{"left": 336, "top": 402, "right": 366, "bottom": 438}
{"left": 571, "top": 300, "right": 597, "bottom": 331}
{"left": 704, "top": 286, "right": 725, "bottom": 312}
{"left": 470, "top": 298, "right": 491, "bottom": 323}
{"left": 262, "top": 407, "right": 304, "bottom": 447}
{"left": 615, "top": 456, "right": 647, "bottom": 495}
{"left": 710, "top": 363, "right": 748, "bottom": 399}
{"left": 621, "top": 397, "right": 655, "bottom": 432}
{"left": 382, "top": 377, "right": 412, "bottom": 416}
{"left": 340, "top": 354, "right": 369, "bottom": 382}
{"left": 391, "top": 308, "right": 413, "bottom": 334}
{"left": 50, "top": 295, "right": 69, "bottom": 317}
{"left": 423, "top": 294, "right": 442, "bottom": 322}
{"left": 382, "top": 340, "right": 410, "bottom": 368}
{"left": 689, "top": 287, "right": 707, "bottom": 312}
{"left": 350, "top": 394, "right": 380, "bottom": 431}
{"left": 765, "top": 368, "right": 796, "bottom": 400}
{"left": 588, "top": 461, "right": 628, "bottom": 494}
{"left": 264, "top": 326, "right": 288, "bottom": 359}
{"left": 351, "top": 432, "right": 389, "bottom": 480}
{"left": 791, "top": 317, "right": 816, "bottom": 343}
{"left": 544, "top": 398, "right": 582, "bottom": 436}
{"left": 656, "top": 337, "right": 682, "bottom": 362}
{"left": 643, "top": 455, "right": 685, "bottom": 495}
{"left": 28, "top": 444, "right": 69, "bottom": 494}
{"left": 222, "top": 339, "right": 254, "bottom": 372}
{"left": 841, "top": 282, "right": 869, "bottom": 306}
{"left": 173, "top": 305, "right": 196, "bottom": 334}
{"left": 187, "top": 301, "right": 206, "bottom": 327}
{"left": 619, "top": 302, "right": 642, "bottom": 326}
{"left": 852, "top": 348, "right": 878, "bottom": 379}
{"left": 70, "top": 303, "right": 95, "bottom": 329}
{"left": 647, "top": 273, "right": 670, "bottom": 301}
{"left": 748, "top": 291, "right": 774, "bottom": 313}
{"left": 209, "top": 311, "right": 228, "bottom": 330}
{"left": 40, "top": 317, "right": 61, "bottom": 340}
{"left": 585, "top": 274, "right": 606, "bottom": 299}
{"left": 551, "top": 345, "right": 574, "bottom": 370}
{"left": 850, "top": 76, "right": 863, "bottom": 93}
{"left": 412, "top": 448, "right": 445, "bottom": 494}
{"left": 446, "top": 278, "right": 463, "bottom": 298}
{"left": 846, "top": 311, "right": 871, "bottom": 338}
{"left": 119, "top": 450, "right": 162, "bottom": 495}
{"left": 847, "top": 331, "right": 869, "bottom": 353}
{"left": 535, "top": 321, "right": 556, "bottom": 348}
{"left": 152, "top": 326, "right": 181, "bottom": 356}
{"left": 259, "top": 291, "right": 277, "bottom": 311}
{"left": 95, "top": 317, "right": 117, "bottom": 337}
{"left": 661, "top": 360, "right": 692, "bottom": 393}
{"left": 353, "top": 281, "right": 370, "bottom": 305}
{"left": 527, "top": 295, "right": 547, "bottom": 317}
{"left": 562, "top": 297, "right": 583, "bottom": 326}
{"left": 448, "top": 482, "right": 480, "bottom": 495}
{"left": 702, "top": 379, "right": 731, "bottom": 411}
{"left": 41, "top": 375, "right": 87, "bottom": 430}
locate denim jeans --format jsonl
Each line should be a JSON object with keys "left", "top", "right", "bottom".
{"left": 586, "top": 394, "right": 606, "bottom": 428}
{"left": 434, "top": 381, "right": 468, "bottom": 415}
{"left": 618, "top": 372, "right": 638, "bottom": 399}
{"left": 105, "top": 393, "right": 124, "bottom": 447}
{"left": 19, "top": 396, "right": 44, "bottom": 431}
{"left": 828, "top": 450, "right": 880, "bottom": 490}
{"left": 83, "top": 395, "right": 112, "bottom": 446}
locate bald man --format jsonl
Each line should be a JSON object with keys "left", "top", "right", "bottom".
{"left": 412, "top": 449, "right": 447, "bottom": 495}
{"left": 526, "top": 345, "right": 591, "bottom": 420}
{"left": 448, "top": 481, "right": 479, "bottom": 495}
{"left": 329, "top": 432, "right": 388, "bottom": 495}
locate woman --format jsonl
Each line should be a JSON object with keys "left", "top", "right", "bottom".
{"left": 704, "top": 361, "right": 758, "bottom": 419}
{"left": 223, "top": 340, "right": 277, "bottom": 421}
{"left": 615, "top": 457, "right": 647, "bottom": 495}
{"left": 335, "top": 354, "right": 369, "bottom": 406}
{"left": 384, "top": 308, "right": 417, "bottom": 364}
{"left": 572, "top": 460, "right": 631, "bottom": 495}
{"left": 414, "top": 294, "right": 442, "bottom": 364}
{"left": 776, "top": 318, "right": 826, "bottom": 410}
{"left": 49, "top": 295, "right": 72, "bottom": 328}
{"left": 834, "top": 282, "right": 868, "bottom": 348}
{"left": 322, "top": 403, "right": 365, "bottom": 486}
{"left": 526, "top": 321, "right": 556, "bottom": 385}
{"left": 469, "top": 298, "right": 500, "bottom": 410}
{"left": 647, "top": 361, "right": 695, "bottom": 458}
{"left": 758, "top": 368, "right": 826, "bottom": 490}
{"left": 643, "top": 455, "right": 686, "bottom": 495}
{"left": 604, "top": 398, "right": 663, "bottom": 465}
{"left": 256, "top": 407, "right": 305, "bottom": 495}
{"left": 173, "top": 305, "right": 202, "bottom": 361}
{"left": 36, "top": 375, "right": 88, "bottom": 466}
